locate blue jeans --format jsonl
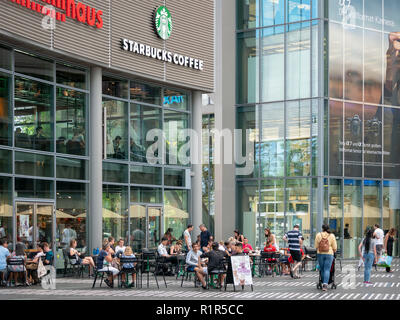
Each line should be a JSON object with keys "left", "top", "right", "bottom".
{"left": 363, "top": 253, "right": 375, "bottom": 282}
{"left": 317, "top": 254, "right": 334, "bottom": 285}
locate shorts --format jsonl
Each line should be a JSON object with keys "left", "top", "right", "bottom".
{"left": 187, "top": 266, "right": 196, "bottom": 272}
{"left": 98, "top": 266, "right": 119, "bottom": 276}
{"left": 290, "top": 251, "right": 302, "bottom": 263}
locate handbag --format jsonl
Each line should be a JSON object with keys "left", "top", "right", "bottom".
{"left": 377, "top": 254, "right": 391, "bottom": 268}
{"left": 37, "top": 259, "right": 47, "bottom": 279}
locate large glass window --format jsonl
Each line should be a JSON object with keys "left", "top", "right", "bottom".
{"left": 130, "top": 81, "right": 162, "bottom": 105}
{"left": 14, "top": 77, "right": 53, "bottom": 152}
{"left": 0, "top": 46, "right": 11, "bottom": 71}
{"left": 237, "top": 0, "right": 259, "bottom": 30}
{"left": 56, "top": 157, "right": 88, "bottom": 181}
{"left": 130, "top": 165, "right": 162, "bottom": 186}
{"left": 56, "top": 182, "right": 87, "bottom": 250}
{"left": 237, "top": 31, "right": 259, "bottom": 104}
{"left": 328, "top": 179, "right": 342, "bottom": 251}
{"left": 15, "top": 178, "right": 53, "bottom": 199}
{"left": 0, "top": 177, "right": 12, "bottom": 245}
{"left": 130, "top": 104, "right": 162, "bottom": 163}
{"left": 237, "top": 181, "right": 258, "bottom": 248}
{"left": 287, "top": 0, "right": 311, "bottom": 23}
{"left": 286, "top": 179, "right": 311, "bottom": 246}
{"left": 329, "top": 100, "right": 343, "bottom": 176}
{"left": 56, "top": 88, "right": 86, "bottom": 156}
{"left": 259, "top": 179, "right": 284, "bottom": 248}
{"left": 164, "top": 190, "right": 189, "bottom": 242}
{"left": 103, "top": 99, "right": 129, "bottom": 160}
{"left": 344, "top": 102, "right": 362, "bottom": 177}
{"left": 103, "top": 185, "right": 129, "bottom": 243}
{"left": 164, "top": 110, "right": 190, "bottom": 166}
{"left": 0, "top": 149, "right": 11, "bottom": 174}
{"left": 15, "top": 51, "right": 53, "bottom": 81}
{"left": 364, "top": 180, "right": 381, "bottom": 230}
{"left": 130, "top": 187, "right": 162, "bottom": 204}
{"left": 103, "top": 162, "right": 129, "bottom": 184}
{"left": 384, "top": 107, "right": 400, "bottom": 179}
{"left": 383, "top": 181, "right": 400, "bottom": 257}
{"left": 260, "top": 103, "right": 284, "bottom": 177}
{"left": 56, "top": 64, "right": 86, "bottom": 90}
{"left": 364, "top": 105, "right": 382, "bottom": 178}
{"left": 286, "top": 100, "right": 311, "bottom": 176}
{"left": 329, "top": 22, "right": 343, "bottom": 99}
{"left": 237, "top": 106, "right": 259, "bottom": 178}
{"left": 343, "top": 180, "right": 362, "bottom": 259}
{"left": 15, "top": 152, "right": 54, "bottom": 178}
{"left": 163, "top": 88, "right": 188, "bottom": 111}
{"left": 0, "top": 73, "right": 12, "bottom": 146}
{"left": 102, "top": 76, "right": 128, "bottom": 99}
{"left": 261, "top": 26, "right": 284, "bottom": 102}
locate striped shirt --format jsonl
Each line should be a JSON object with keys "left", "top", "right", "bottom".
{"left": 284, "top": 230, "right": 303, "bottom": 252}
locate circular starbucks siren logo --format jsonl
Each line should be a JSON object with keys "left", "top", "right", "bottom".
{"left": 155, "top": 6, "right": 172, "bottom": 40}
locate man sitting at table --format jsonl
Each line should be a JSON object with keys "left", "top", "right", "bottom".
{"left": 242, "top": 238, "right": 253, "bottom": 254}
{"left": 157, "top": 237, "right": 178, "bottom": 276}
{"left": 97, "top": 242, "right": 119, "bottom": 288}
{"left": 186, "top": 243, "right": 207, "bottom": 289}
{"left": 200, "top": 242, "right": 228, "bottom": 289}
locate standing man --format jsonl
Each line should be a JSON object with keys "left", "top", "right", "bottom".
{"left": 62, "top": 224, "right": 77, "bottom": 248}
{"left": 183, "top": 224, "right": 194, "bottom": 252}
{"left": 373, "top": 224, "right": 384, "bottom": 263}
{"left": 283, "top": 224, "right": 303, "bottom": 279}
{"left": 199, "top": 224, "right": 212, "bottom": 252}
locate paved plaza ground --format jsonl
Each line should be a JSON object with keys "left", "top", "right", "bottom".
{"left": 0, "top": 259, "right": 399, "bottom": 300}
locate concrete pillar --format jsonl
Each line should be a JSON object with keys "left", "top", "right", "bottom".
{"left": 89, "top": 66, "right": 103, "bottom": 253}
{"left": 213, "top": 0, "right": 236, "bottom": 242}
{"left": 191, "top": 91, "right": 203, "bottom": 241}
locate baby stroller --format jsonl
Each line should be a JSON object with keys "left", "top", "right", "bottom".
{"left": 317, "top": 257, "right": 337, "bottom": 290}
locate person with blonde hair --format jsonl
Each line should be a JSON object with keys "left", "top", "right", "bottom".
{"left": 120, "top": 246, "right": 136, "bottom": 288}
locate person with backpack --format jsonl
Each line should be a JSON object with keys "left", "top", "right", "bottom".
{"left": 314, "top": 224, "right": 337, "bottom": 291}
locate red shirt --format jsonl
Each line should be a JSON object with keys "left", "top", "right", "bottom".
{"left": 243, "top": 243, "right": 253, "bottom": 253}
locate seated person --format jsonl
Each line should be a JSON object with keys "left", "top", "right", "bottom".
{"left": 97, "top": 242, "right": 119, "bottom": 288}
{"left": 115, "top": 239, "right": 126, "bottom": 258}
{"left": 200, "top": 242, "right": 229, "bottom": 289}
{"left": 0, "top": 239, "right": 10, "bottom": 285}
{"left": 264, "top": 240, "right": 277, "bottom": 253}
{"left": 42, "top": 242, "right": 54, "bottom": 266}
{"left": 120, "top": 246, "right": 136, "bottom": 288}
{"left": 157, "top": 237, "right": 178, "bottom": 276}
{"left": 242, "top": 238, "right": 253, "bottom": 254}
{"left": 218, "top": 241, "right": 226, "bottom": 252}
{"left": 186, "top": 243, "right": 207, "bottom": 289}
{"left": 233, "top": 243, "right": 245, "bottom": 256}
{"left": 170, "top": 240, "right": 183, "bottom": 255}
{"left": 69, "top": 239, "right": 95, "bottom": 273}
{"left": 7, "top": 243, "right": 28, "bottom": 286}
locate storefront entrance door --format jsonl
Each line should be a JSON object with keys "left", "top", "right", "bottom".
{"left": 129, "top": 204, "right": 162, "bottom": 252}
{"left": 15, "top": 202, "right": 55, "bottom": 257}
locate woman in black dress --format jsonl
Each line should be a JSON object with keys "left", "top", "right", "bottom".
{"left": 384, "top": 228, "right": 396, "bottom": 273}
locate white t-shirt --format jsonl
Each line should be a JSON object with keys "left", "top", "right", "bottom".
{"left": 115, "top": 246, "right": 126, "bottom": 254}
{"left": 184, "top": 229, "right": 192, "bottom": 248}
{"left": 374, "top": 228, "right": 384, "bottom": 245}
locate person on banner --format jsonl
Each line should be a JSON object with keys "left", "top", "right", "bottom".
{"left": 384, "top": 228, "right": 396, "bottom": 273}
{"left": 283, "top": 224, "right": 303, "bottom": 279}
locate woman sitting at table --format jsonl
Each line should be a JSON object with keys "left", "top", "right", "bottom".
{"left": 7, "top": 243, "right": 29, "bottom": 286}
{"left": 170, "top": 240, "right": 183, "bottom": 255}
{"left": 120, "top": 246, "right": 136, "bottom": 288}
{"left": 69, "top": 239, "right": 95, "bottom": 273}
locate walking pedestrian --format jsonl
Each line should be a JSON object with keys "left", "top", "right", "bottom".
{"left": 384, "top": 228, "right": 396, "bottom": 273}
{"left": 283, "top": 224, "right": 303, "bottom": 279}
{"left": 358, "top": 229, "right": 377, "bottom": 286}
{"left": 373, "top": 224, "right": 384, "bottom": 262}
{"left": 315, "top": 224, "right": 337, "bottom": 291}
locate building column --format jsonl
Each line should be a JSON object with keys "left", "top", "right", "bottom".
{"left": 191, "top": 91, "right": 203, "bottom": 240}
{"left": 214, "top": 0, "right": 236, "bottom": 242}
{"left": 89, "top": 66, "right": 103, "bottom": 253}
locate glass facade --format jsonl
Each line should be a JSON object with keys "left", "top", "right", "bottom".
{"left": 236, "top": 0, "right": 400, "bottom": 258}
{"left": 102, "top": 75, "right": 191, "bottom": 249}
{"left": 0, "top": 43, "right": 193, "bottom": 264}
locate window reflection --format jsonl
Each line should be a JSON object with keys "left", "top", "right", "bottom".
{"left": 56, "top": 88, "right": 86, "bottom": 156}
{"left": 15, "top": 51, "right": 53, "bottom": 81}
{"left": 0, "top": 73, "right": 11, "bottom": 146}
{"left": 14, "top": 77, "right": 53, "bottom": 152}
{"left": 130, "top": 104, "right": 161, "bottom": 163}
{"left": 287, "top": 0, "right": 311, "bottom": 23}
{"left": 103, "top": 99, "right": 129, "bottom": 160}
{"left": 164, "top": 190, "right": 189, "bottom": 243}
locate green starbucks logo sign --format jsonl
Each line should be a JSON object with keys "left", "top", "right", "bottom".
{"left": 155, "top": 6, "right": 172, "bottom": 40}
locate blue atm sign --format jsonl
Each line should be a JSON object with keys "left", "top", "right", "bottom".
{"left": 163, "top": 95, "right": 184, "bottom": 105}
